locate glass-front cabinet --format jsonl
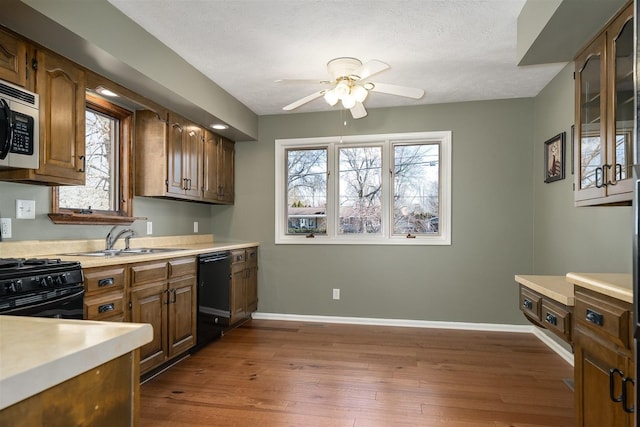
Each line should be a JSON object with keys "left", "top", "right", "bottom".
{"left": 574, "top": 2, "right": 633, "bottom": 206}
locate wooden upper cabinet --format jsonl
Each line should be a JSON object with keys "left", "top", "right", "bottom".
{"left": 218, "top": 137, "right": 235, "bottom": 203}
{"left": 136, "top": 110, "right": 234, "bottom": 204}
{"left": 202, "top": 130, "right": 235, "bottom": 204}
{"left": 574, "top": 2, "right": 633, "bottom": 206}
{"left": 0, "top": 27, "right": 32, "bottom": 90}
{"left": 0, "top": 48, "right": 86, "bottom": 185}
{"left": 34, "top": 49, "right": 86, "bottom": 184}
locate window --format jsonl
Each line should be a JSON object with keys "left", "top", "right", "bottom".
{"left": 275, "top": 131, "right": 451, "bottom": 245}
{"left": 50, "top": 93, "right": 134, "bottom": 224}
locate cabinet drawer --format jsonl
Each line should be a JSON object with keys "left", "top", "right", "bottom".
{"left": 85, "top": 292, "right": 125, "bottom": 320}
{"left": 575, "top": 287, "right": 631, "bottom": 350}
{"left": 541, "top": 300, "right": 572, "bottom": 342}
{"left": 231, "top": 249, "right": 246, "bottom": 264}
{"left": 519, "top": 286, "right": 542, "bottom": 322}
{"left": 130, "top": 261, "right": 167, "bottom": 286}
{"left": 84, "top": 266, "right": 125, "bottom": 295}
{"left": 168, "top": 257, "right": 196, "bottom": 278}
{"left": 246, "top": 247, "right": 258, "bottom": 265}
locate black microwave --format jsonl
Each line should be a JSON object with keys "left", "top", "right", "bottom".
{"left": 0, "top": 79, "right": 39, "bottom": 170}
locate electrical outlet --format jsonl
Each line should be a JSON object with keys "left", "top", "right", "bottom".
{"left": 332, "top": 288, "right": 340, "bottom": 300}
{"left": 193, "top": 221, "right": 199, "bottom": 233}
{"left": 146, "top": 221, "right": 153, "bottom": 235}
{"left": 1, "top": 218, "right": 12, "bottom": 239}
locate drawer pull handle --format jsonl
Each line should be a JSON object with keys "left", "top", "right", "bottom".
{"left": 622, "top": 376, "right": 635, "bottom": 413}
{"left": 544, "top": 312, "right": 557, "bottom": 326}
{"left": 98, "top": 303, "right": 115, "bottom": 313}
{"left": 98, "top": 278, "right": 114, "bottom": 287}
{"left": 586, "top": 309, "right": 604, "bottom": 326}
{"left": 522, "top": 298, "right": 533, "bottom": 310}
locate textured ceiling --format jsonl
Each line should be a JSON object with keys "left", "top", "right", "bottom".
{"left": 107, "top": 0, "right": 567, "bottom": 116}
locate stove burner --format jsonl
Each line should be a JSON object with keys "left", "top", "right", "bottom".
{"left": 0, "top": 258, "right": 65, "bottom": 269}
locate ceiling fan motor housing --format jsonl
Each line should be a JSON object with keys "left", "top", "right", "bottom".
{"left": 327, "top": 57, "right": 363, "bottom": 81}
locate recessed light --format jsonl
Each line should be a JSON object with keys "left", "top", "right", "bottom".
{"left": 95, "top": 86, "right": 119, "bottom": 97}
{"left": 210, "top": 123, "right": 229, "bottom": 130}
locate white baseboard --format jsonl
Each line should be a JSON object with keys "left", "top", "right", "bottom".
{"left": 251, "top": 312, "right": 574, "bottom": 366}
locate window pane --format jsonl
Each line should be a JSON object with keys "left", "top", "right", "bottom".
{"left": 59, "top": 109, "right": 117, "bottom": 211}
{"left": 286, "top": 148, "right": 327, "bottom": 234}
{"left": 393, "top": 143, "right": 439, "bottom": 234}
{"left": 338, "top": 146, "right": 382, "bottom": 234}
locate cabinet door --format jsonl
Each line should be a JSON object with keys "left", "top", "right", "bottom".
{"left": 167, "top": 113, "right": 186, "bottom": 196}
{"left": 218, "top": 137, "right": 235, "bottom": 203}
{"left": 230, "top": 262, "right": 246, "bottom": 324}
{"left": 246, "top": 248, "right": 258, "bottom": 314}
{"left": 34, "top": 49, "right": 85, "bottom": 185}
{"left": 202, "top": 130, "right": 221, "bottom": 201}
{"left": 606, "top": 5, "right": 634, "bottom": 198}
{"left": 575, "top": 33, "right": 607, "bottom": 203}
{"left": 574, "top": 328, "right": 633, "bottom": 426}
{"left": 168, "top": 276, "right": 196, "bottom": 357}
{"left": 183, "top": 120, "right": 203, "bottom": 198}
{"left": 130, "top": 282, "right": 168, "bottom": 373}
{"left": 0, "top": 28, "right": 31, "bottom": 89}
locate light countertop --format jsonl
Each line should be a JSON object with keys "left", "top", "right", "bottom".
{"left": 0, "top": 316, "right": 152, "bottom": 410}
{"left": 0, "top": 234, "right": 259, "bottom": 268}
{"left": 566, "top": 272, "right": 633, "bottom": 304}
{"left": 514, "top": 275, "right": 574, "bottom": 306}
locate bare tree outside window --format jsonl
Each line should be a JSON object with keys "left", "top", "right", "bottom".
{"left": 58, "top": 109, "right": 117, "bottom": 211}
{"left": 338, "top": 146, "right": 382, "bottom": 234}
{"left": 393, "top": 143, "right": 439, "bottom": 234}
{"left": 286, "top": 148, "right": 327, "bottom": 234}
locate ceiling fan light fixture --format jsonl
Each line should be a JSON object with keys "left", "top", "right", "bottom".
{"left": 324, "top": 89, "right": 339, "bottom": 106}
{"left": 352, "top": 85, "right": 368, "bottom": 103}
{"left": 334, "top": 81, "right": 350, "bottom": 99}
{"left": 341, "top": 94, "right": 356, "bottom": 109}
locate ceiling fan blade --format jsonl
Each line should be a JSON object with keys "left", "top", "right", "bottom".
{"left": 369, "top": 82, "right": 424, "bottom": 99}
{"left": 282, "top": 91, "right": 324, "bottom": 111}
{"left": 350, "top": 102, "right": 367, "bottom": 119}
{"left": 275, "top": 79, "right": 331, "bottom": 85}
{"left": 353, "top": 60, "right": 390, "bottom": 81}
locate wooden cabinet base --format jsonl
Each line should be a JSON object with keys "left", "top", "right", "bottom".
{"left": 0, "top": 351, "right": 141, "bottom": 427}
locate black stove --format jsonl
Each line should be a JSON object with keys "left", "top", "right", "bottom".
{"left": 0, "top": 257, "right": 85, "bottom": 318}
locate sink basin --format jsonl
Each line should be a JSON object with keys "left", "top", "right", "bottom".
{"left": 66, "top": 248, "right": 184, "bottom": 257}
{"left": 121, "top": 248, "right": 184, "bottom": 254}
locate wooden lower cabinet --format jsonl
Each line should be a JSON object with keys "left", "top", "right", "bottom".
{"left": 83, "top": 265, "right": 127, "bottom": 322}
{"left": 0, "top": 352, "right": 140, "bottom": 427}
{"left": 574, "top": 287, "right": 634, "bottom": 426}
{"left": 229, "top": 247, "right": 258, "bottom": 326}
{"left": 129, "top": 257, "right": 196, "bottom": 375}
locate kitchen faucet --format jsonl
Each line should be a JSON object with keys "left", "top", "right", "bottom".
{"left": 105, "top": 226, "right": 136, "bottom": 251}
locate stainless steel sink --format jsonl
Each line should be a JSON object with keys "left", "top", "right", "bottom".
{"left": 66, "top": 248, "right": 184, "bottom": 257}
{"left": 121, "top": 248, "right": 184, "bottom": 254}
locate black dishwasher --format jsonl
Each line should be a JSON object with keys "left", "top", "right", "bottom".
{"left": 196, "top": 251, "right": 231, "bottom": 350}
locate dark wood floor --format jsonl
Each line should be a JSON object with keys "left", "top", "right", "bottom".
{"left": 140, "top": 319, "right": 574, "bottom": 426}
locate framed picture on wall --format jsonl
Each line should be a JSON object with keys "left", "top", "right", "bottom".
{"left": 544, "top": 132, "right": 566, "bottom": 183}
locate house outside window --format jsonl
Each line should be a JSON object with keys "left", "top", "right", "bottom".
{"left": 275, "top": 131, "right": 451, "bottom": 245}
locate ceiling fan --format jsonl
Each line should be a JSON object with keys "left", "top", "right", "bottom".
{"left": 277, "top": 57, "right": 425, "bottom": 119}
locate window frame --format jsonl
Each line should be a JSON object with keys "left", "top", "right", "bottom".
{"left": 49, "top": 92, "right": 135, "bottom": 225}
{"left": 275, "top": 131, "right": 451, "bottom": 245}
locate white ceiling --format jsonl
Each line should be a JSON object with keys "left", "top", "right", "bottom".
{"left": 106, "top": 0, "right": 567, "bottom": 117}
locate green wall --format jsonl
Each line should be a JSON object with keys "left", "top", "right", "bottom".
{"left": 532, "top": 63, "right": 632, "bottom": 274}
{"left": 0, "top": 182, "right": 213, "bottom": 242}
{"left": 213, "top": 100, "right": 536, "bottom": 324}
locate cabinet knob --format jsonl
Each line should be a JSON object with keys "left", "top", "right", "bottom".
{"left": 522, "top": 298, "right": 533, "bottom": 310}
{"left": 609, "top": 368, "right": 624, "bottom": 403}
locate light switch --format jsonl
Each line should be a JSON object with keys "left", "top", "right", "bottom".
{"left": 16, "top": 200, "right": 36, "bottom": 219}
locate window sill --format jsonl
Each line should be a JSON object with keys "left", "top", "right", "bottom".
{"left": 48, "top": 213, "right": 143, "bottom": 225}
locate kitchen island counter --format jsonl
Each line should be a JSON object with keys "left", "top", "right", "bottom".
{"left": 0, "top": 316, "right": 152, "bottom": 411}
